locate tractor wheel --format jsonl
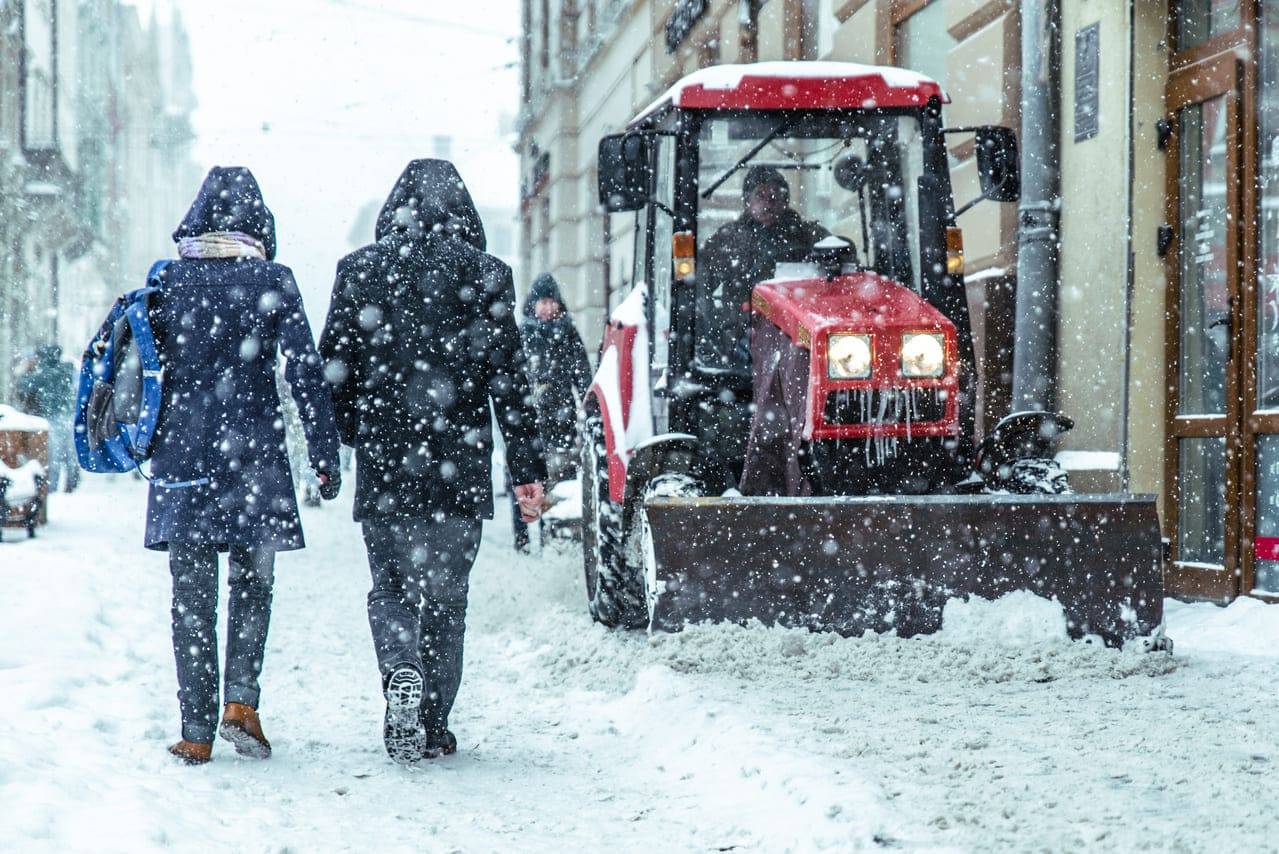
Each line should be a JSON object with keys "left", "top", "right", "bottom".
{"left": 580, "top": 416, "right": 646, "bottom": 628}
{"left": 638, "top": 472, "right": 702, "bottom": 626}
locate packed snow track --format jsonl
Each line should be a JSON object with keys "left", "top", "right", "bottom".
{"left": 2, "top": 478, "right": 1277, "bottom": 851}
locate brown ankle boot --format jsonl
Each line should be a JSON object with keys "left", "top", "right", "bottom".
{"left": 219, "top": 703, "right": 272, "bottom": 759}
{"left": 168, "top": 740, "right": 212, "bottom": 765}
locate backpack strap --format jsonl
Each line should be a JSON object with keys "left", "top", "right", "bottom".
{"left": 122, "top": 260, "right": 172, "bottom": 461}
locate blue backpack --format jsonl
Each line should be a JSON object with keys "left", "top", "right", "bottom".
{"left": 75, "top": 261, "right": 169, "bottom": 473}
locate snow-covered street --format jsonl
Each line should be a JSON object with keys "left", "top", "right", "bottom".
{"left": 3, "top": 477, "right": 1278, "bottom": 852}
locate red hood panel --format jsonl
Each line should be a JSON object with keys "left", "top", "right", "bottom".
{"left": 752, "top": 273, "right": 954, "bottom": 345}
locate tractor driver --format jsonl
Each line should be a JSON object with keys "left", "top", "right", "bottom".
{"left": 696, "top": 166, "right": 828, "bottom": 487}
{"left": 697, "top": 166, "right": 829, "bottom": 372}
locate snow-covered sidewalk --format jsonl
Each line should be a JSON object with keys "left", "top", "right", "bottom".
{"left": 2, "top": 477, "right": 1277, "bottom": 852}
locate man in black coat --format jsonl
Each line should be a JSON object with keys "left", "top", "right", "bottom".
{"left": 697, "top": 166, "right": 828, "bottom": 484}
{"left": 698, "top": 166, "right": 829, "bottom": 372}
{"left": 319, "top": 159, "right": 546, "bottom": 763}
{"left": 510, "top": 273, "right": 592, "bottom": 549}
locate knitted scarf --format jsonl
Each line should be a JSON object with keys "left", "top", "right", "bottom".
{"left": 177, "top": 231, "right": 267, "bottom": 260}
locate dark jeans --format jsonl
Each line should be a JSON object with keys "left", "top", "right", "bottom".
{"left": 361, "top": 517, "right": 482, "bottom": 735}
{"left": 169, "top": 545, "right": 275, "bottom": 743}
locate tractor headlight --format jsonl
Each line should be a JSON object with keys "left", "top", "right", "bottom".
{"left": 901, "top": 333, "right": 945, "bottom": 378}
{"left": 827, "top": 334, "right": 872, "bottom": 379}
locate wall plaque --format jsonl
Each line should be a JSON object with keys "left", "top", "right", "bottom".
{"left": 1074, "top": 23, "right": 1100, "bottom": 142}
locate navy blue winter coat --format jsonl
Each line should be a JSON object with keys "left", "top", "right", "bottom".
{"left": 144, "top": 167, "right": 340, "bottom": 552}
{"left": 319, "top": 159, "right": 546, "bottom": 521}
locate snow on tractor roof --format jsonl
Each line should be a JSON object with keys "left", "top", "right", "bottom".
{"left": 633, "top": 61, "right": 947, "bottom": 125}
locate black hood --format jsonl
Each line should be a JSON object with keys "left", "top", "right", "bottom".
{"left": 375, "top": 159, "right": 486, "bottom": 251}
{"left": 173, "top": 167, "right": 277, "bottom": 260}
{"left": 523, "top": 273, "right": 568, "bottom": 318}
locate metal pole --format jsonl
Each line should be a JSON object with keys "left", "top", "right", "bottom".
{"left": 1012, "top": 0, "right": 1062, "bottom": 411}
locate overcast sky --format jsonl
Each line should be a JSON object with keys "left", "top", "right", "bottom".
{"left": 130, "top": 0, "right": 522, "bottom": 312}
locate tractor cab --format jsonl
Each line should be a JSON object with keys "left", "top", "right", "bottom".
{"left": 596, "top": 62, "right": 1019, "bottom": 493}
{"left": 580, "top": 63, "right": 1163, "bottom": 648}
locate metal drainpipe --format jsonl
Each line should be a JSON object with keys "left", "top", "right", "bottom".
{"left": 1011, "top": 0, "right": 1062, "bottom": 411}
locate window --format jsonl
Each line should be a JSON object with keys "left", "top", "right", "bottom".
{"left": 1259, "top": 5, "right": 1279, "bottom": 411}
{"left": 1174, "top": 0, "right": 1242, "bottom": 52}
{"left": 894, "top": 1, "right": 955, "bottom": 88}
{"left": 814, "top": 0, "right": 840, "bottom": 59}
{"left": 651, "top": 135, "right": 677, "bottom": 376}
{"left": 695, "top": 112, "right": 927, "bottom": 371}
{"left": 22, "top": 0, "right": 56, "bottom": 151}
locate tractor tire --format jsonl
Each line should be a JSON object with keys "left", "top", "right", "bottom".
{"left": 638, "top": 472, "right": 703, "bottom": 625}
{"left": 580, "top": 416, "right": 646, "bottom": 628}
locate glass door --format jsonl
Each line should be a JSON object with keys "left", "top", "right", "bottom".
{"left": 1165, "top": 56, "right": 1244, "bottom": 599}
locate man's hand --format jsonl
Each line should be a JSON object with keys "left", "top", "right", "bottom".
{"left": 514, "top": 482, "right": 544, "bottom": 523}
{"left": 317, "top": 469, "right": 341, "bottom": 501}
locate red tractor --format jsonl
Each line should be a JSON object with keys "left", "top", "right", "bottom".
{"left": 580, "top": 62, "right": 1163, "bottom": 647}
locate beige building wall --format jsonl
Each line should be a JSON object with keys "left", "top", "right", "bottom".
{"left": 1054, "top": 0, "right": 1133, "bottom": 492}
{"left": 1126, "top": 0, "right": 1171, "bottom": 506}
{"left": 521, "top": 0, "right": 659, "bottom": 341}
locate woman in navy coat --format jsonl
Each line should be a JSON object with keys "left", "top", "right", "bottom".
{"left": 148, "top": 167, "right": 341, "bottom": 764}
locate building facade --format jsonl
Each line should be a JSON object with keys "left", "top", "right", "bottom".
{"left": 0, "top": 0, "right": 199, "bottom": 404}
{"left": 519, "top": 0, "right": 1279, "bottom": 605}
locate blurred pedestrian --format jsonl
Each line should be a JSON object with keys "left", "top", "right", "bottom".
{"left": 510, "top": 273, "right": 592, "bottom": 551}
{"left": 320, "top": 159, "right": 545, "bottom": 764}
{"left": 148, "top": 167, "right": 341, "bottom": 765}
{"left": 17, "top": 344, "right": 78, "bottom": 492}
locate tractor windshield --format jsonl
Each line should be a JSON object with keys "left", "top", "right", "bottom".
{"left": 695, "top": 111, "right": 927, "bottom": 372}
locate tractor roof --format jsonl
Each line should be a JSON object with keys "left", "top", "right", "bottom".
{"left": 632, "top": 61, "right": 948, "bottom": 126}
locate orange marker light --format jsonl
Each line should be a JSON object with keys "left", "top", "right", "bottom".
{"left": 945, "top": 227, "right": 965, "bottom": 277}
{"left": 673, "top": 230, "right": 696, "bottom": 279}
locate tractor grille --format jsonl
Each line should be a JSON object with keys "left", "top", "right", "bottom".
{"left": 823, "top": 388, "right": 948, "bottom": 426}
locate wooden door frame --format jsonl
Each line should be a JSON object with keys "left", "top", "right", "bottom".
{"left": 1163, "top": 52, "right": 1247, "bottom": 601}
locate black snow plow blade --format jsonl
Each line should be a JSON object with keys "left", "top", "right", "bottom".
{"left": 644, "top": 494, "right": 1163, "bottom": 647}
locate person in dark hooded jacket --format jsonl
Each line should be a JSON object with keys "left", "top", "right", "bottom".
{"left": 319, "top": 159, "right": 546, "bottom": 764}
{"left": 508, "top": 273, "right": 592, "bottom": 549}
{"left": 17, "top": 344, "right": 78, "bottom": 491}
{"left": 148, "top": 167, "right": 341, "bottom": 765}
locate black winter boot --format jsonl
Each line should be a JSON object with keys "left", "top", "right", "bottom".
{"left": 422, "top": 727, "right": 458, "bottom": 758}
{"left": 383, "top": 666, "right": 426, "bottom": 764}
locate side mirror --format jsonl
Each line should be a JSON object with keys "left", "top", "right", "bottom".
{"left": 975, "top": 126, "right": 1020, "bottom": 203}
{"left": 833, "top": 154, "right": 871, "bottom": 193}
{"left": 598, "top": 133, "right": 653, "bottom": 213}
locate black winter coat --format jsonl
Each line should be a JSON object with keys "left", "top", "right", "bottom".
{"left": 520, "top": 274, "right": 592, "bottom": 454}
{"left": 145, "top": 167, "right": 340, "bottom": 552}
{"left": 18, "top": 346, "right": 74, "bottom": 418}
{"left": 319, "top": 159, "right": 546, "bottom": 521}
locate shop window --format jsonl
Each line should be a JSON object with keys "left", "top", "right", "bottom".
{"left": 1179, "top": 437, "right": 1227, "bottom": 564}
{"left": 1174, "top": 0, "right": 1242, "bottom": 53}
{"left": 1256, "top": 437, "right": 1279, "bottom": 592}
{"left": 894, "top": 1, "right": 955, "bottom": 88}
{"left": 1259, "top": 4, "right": 1279, "bottom": 410}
